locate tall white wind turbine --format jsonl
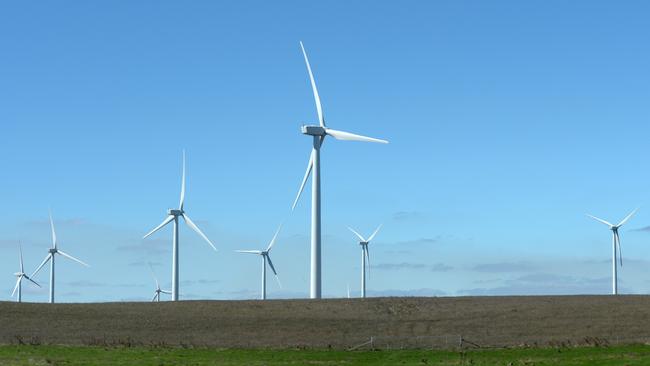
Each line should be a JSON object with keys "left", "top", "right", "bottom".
{"left": 148, "top": 264, "right": 171, "bottom": 302}
{"left": 31, "top": 211, "right": 89, "bottom": 303}
{"left": 143, "top": 151, "right": 217, "bottom": 301}
{"left": 235, "top": 224, "right": 283, "bottom": 300}
{"left": 292, "top": 42, "right": 389, "bottom": 299}
{"left": 587, "top": 208, "right": 638, "bottom": 295}
{"left": 348, "top": 225, "right": 382, "bottom": 298}
{"left": 11, "top": 242, "right": 41, "bottom": 303}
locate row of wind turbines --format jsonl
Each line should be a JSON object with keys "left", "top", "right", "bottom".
{"left": 9, "top": 41, "right": 388, "bottom": 303}
{"left": 8, "top": 41, "right": 639, "bottom": 302}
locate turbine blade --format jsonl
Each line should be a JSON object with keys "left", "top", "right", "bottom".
{"left": 151, "top": 293, "right": 158, "bottom": 302}
{"left": 49, "top": 210, "right": 57, "bottom": 249}
{"left": 299, "top": 41, "right": 325, "bottom": 127}
{"left": 266, "top": 223, "right": 284, "bottom": 252}
{"left": 291, "top": 150, "right": 314, "bottom": 211}
{"left": 266, "top": 254, "right": 278, "bottom": 276}
{"left": 617, "top": 208, "right": 639, "bottom": 227}
{"left": 19, "top": 242, "right": 24, "bottom": 273}
{"left": 179, "top": 150, "right": 186, "bottom": 210}
{"left": 57, "top": 250, "right": 90, "bottom": 267}
{"left": 11, "top": 277, "right": 21, "bottom": 297}
{"left": 182, "top": 214, "right": 217, "bottom": 251}
{"left": 325, "top": 128, "right": 389, "bottom": 144}
{"left": 24, "top": 276, "right": 41, "bottom": 288}
{"left": 367, "top": 224, "right": 383, "bottom": 242}
{"left": 31, "top": 254, "right": 52, "bottom": 278}
{"left": 160, "top": 290, "right": 172, "bottom": 294}
{"left": 616, "top": 232, "right": 623, "bottom": 267}
{"left": 147, "top": 263, "right": 159, "bottom": 289}
{"left": 348, "top": 227, "right": 366, "bottom": 242}
{"left": 586, "top": 214, "right": 613, "bottom": 227}
{"left": 143, "top": 215, "right": 174, "bottom": 239}
{"left": 365, "top": 245, "right": 370, "bottom": 280}
{"left": 235, "top": 250, "right": 263, "bottom": 254}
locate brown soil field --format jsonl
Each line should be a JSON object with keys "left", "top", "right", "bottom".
{"left": 2, "top": 296, "right": 650, "bottom": 349}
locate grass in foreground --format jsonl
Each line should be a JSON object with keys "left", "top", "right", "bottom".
{"left": 1, "top": 344, "right": 650, "bottom": 365}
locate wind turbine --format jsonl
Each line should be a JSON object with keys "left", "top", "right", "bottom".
{"left": 148, "top": 264, "right": 171, "bottom": 302}
{"left": 348, "top": 225, "right": 382, "bottom": 298}
{"left": 11, "top": 242, "right": 41, "bottom": 303}
{"left": 587, "top": 208, "right": 638, "bottom": 295}
{"left": 31, "top": 211, "right": 89, "bottom": 303}
{"left": 292, "top": 42, "right": 389, "bottom": 299}
{"left": 235, "top": 224, "right": 283, "bottom": 300}
{"left": 143, "top": 151, "right": 217, "bottom": 301}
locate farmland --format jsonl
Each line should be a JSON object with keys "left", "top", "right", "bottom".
{"left": 3, "top": 296, "right": 650, "bottom": 349}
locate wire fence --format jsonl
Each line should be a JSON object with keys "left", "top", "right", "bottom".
{"left": 349, "top": 335, "right": 465, "bottom": 351}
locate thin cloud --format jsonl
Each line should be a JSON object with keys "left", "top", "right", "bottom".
{"left": 372, "top": 262, "right": 452, "bottom": 272}
{"left": 471, "top": 262, "right": 536, "bottom": 273}
{"left": 458, "top": 273, "right": 615, "bottom": 296}
{"left": 392, "top": 211, "right": 426, "bottom": 222}
{"left": 393, "top": 237, "right": 439, "bottom": 246}
{"left": 117, "top": 238, "right": 169, "bottom": 255}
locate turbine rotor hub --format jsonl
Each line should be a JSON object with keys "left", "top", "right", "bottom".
{"left": 48, "top": 248, "right": 57, "bottom": 254}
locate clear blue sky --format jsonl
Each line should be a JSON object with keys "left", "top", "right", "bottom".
{"left": 2, "top": 1, "right": 650, "bottom": 302}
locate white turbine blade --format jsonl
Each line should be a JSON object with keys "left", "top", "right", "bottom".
{"left": 266, "top": 223, "right": 284, "bottom": 252}
{"left": 11, "top": 277, "right": 21, "bottom": 297}
{"left": 24, "top": 275, "right": 41, "bottom": 288}
{"left": 299, "top": 41, "right": 325, "bottom": 127}
{"left": 347, "top": 227, "right": 366, "bottom": 242}
{"left": 586, "top": 214, "right": 613, "bottom": 227}
{"left": 31, "top": 254, "right": 52, "bottom": 278}
{"left": 365, "top": 245, "right": 370, "bottom": 280}
{"left": 18, "top": 242, "right": 24, "bottom": 273}
{"left": 151, "top": 293, "right": 158, "bottom": 302}
{"left": 160, "top": 290, "right": 172, "bottom": 294}
{"left": 266, "top": 254, "right": 279, "bottom": 276}
{"left": 179, "top": 150, "right": 186, "bottom": 210}
{"left": 617, "top": 208, "right": 639, "bottom": 227}
{"left": 182, "top": 214, "right": 217, "bottom": 251}
{"left": 143, "top": 215, "right": 174, "bottom": 239}
{"left": 291, "top": 150, "right": 314, "bottom": 211}
{"left": 147, "top": 263, "right": 159, "bottom": 289}
{"left": 616, "top": 232, "right": 623, "bottom": 267}
{"left": 235, "top": 250, "right": 263, "bottom": 254}
{"left": 49, "top": 210, "right": 57, "bottom": 249}
{"left": 57, "top": 250, "right": 90, "bottom": 267}
{"left": 367, "top": 224, "right": 383, "bottom": 242}
{"left": 325, "top": 128, "right": 388, "bottom": 144}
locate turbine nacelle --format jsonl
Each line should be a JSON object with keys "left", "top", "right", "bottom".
{"left": 48, "top": 248, "right": 58, "bottom": 254}
{"left": 301, "top": 125, "right": 326, "bottom": 136}
{"left": 168, "top": 209, "right": 184, "bottom": 216}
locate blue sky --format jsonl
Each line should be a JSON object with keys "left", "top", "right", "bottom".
{"left": 2, "top": 1, "right": 650, "bottom": 302}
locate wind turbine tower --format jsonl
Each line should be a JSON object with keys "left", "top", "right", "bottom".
{"left": 587, "top": 208, "right": 638, "bottom": 295}
{"left": 143, "top": 151, "right": 217, "bottom": 301}
{"left": 348, "top": 225, "right": 382, "bottom": 298}
{"left": 292, "top": 42, "right": 389, "bottom": 299}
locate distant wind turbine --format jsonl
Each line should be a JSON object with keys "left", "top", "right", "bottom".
{"left": 587, "top": 208, "right": 638, "bottom": 295}
{"left": 11, "top": 242, "right": 41, "bottom": 303}
{"left": 348, "top": 225, "right": 382, "bottom": 298}
{"left": 292, "top": 42, "right": 389, "bottom": 299}
{"left": 235, "top": 223, "right": 283, "bottom": 300}
{"left": 31, "top": 211, "right": 89, "bottom": 303}
{"left": 148, "top": 264, "right": 171, "bottom": 302}
{"left": 143, "top": 150, "right": 217, "bottom": 301}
